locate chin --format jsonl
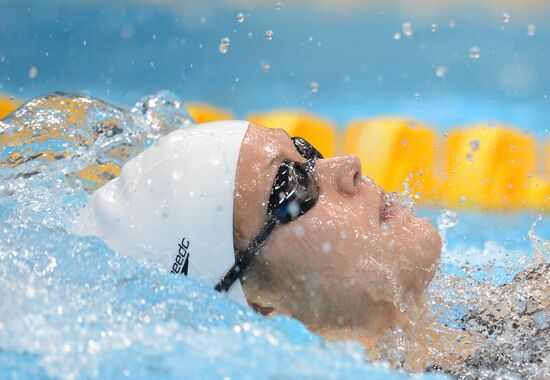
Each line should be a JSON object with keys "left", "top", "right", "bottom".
{"left": 423, "top": 221, "right": 443, "bottom": 263}
{"left": 415, "top": 221, "right": 442, "bottom": 291}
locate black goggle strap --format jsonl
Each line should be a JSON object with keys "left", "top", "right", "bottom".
{"left": 214, "top": 215, "right": 278, "bottom": 293}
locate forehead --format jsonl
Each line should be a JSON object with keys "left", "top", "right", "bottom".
{"left": 241, "top": 123, "right": 305, "bottom": 167}
{"left": 244, "top": 124, "right": 291, "bottom": 155}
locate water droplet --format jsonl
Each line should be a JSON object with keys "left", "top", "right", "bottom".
{"left": 431, "top": 23, "right": 438, "bottom": 32}
{"left": 28, "top": 66, "right": 38, "bottom": 79}
{"left": 322, "top": 241, "right": 332, "bottom": 254}
{"left": 236, "top": 13, "right": 245, "bottom": 23}
{"left": 469, "top": 139, "right": 480, "bottom": 151}
{"left": 527, "top": 24, "right": 536, "bottom": 37}
{"left": 393, "top": 32, "right": 402, "bottom": 40}
{"left": 288, "top": 200, "right": 300, "bottom": 218}
{"left": 218, "top": 37, "right": 230, "bottom": 54}
{"left": 265, "top": 30, "right": 273, "bottom": 40}
{"left": 469, "top": 46, "right": 481, "bottom": 60}
{"left": 402, "top": 22, "right": 413, "bottom": 37}
{"left": 309, "top": 81, "right": 319, "bottom": 93}
{"left": 120, "top": 24, "right": 134, "bottom": 39}
{"left": 363, "top": 175, "right": 374, "bottom": 184}
{"left": 261, "top": 61, "right": 270, "bottom": 72}
{"left": 436, "top": 65, "right": 448, "bottom": 78}
{"left": 502, "top": 12, "right": 510, "bottom": 23}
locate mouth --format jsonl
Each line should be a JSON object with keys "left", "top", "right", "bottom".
{"left": 379, "top": 190, "right": 401, "bottom": 222}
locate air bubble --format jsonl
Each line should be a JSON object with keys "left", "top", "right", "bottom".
{"left": 527, "top": 24, "right": 536, "bottom": 37}
{"left": 469, "top": 46, "right": 481, "bottom": 60}
{"left": 218, "top": 37, "right": 230, "bottom": 54}
{"left": 261, "top": 61, "right": 270, "bottom": 72}
{"left": 236, "top": 13, "right": 245, "bottom": 23}
{"left": 431, "top": 23, "right": 438, "bottom": 32}
{"left": 276, "top": 1, "right": 282, "bottom": 10}
{"left": 322, "top": 242, "right": 332, "bottom": 254}
{"left": 414, "top": 92, "right": 421, "bottom": 100}
{"left": 265, "top": 30, "right": 273, "bottom": 41}
{"left": 393, "top": 32, "right": 402, "bottom": 40}
{"left": 469, "top": 139, "right": 480, "bottom": 152}
{"left": 502, "top": 12, "right": 510, "bottom": 23}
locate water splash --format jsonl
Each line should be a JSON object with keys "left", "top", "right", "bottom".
{"left": 419, "top": 211, "right": 550, "bottom": 379}
{"left": 528, "top": 215, "right": 550, "bottom": 264}
{"left": 437, "top": 210, "right": 459, "bottom": 253}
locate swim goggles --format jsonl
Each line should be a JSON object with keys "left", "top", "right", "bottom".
{"left": 215, "top": 137, "right": 323, "bottom": 293}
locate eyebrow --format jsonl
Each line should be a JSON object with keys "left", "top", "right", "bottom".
{"left": 264, "top": 129, "right": 292, "bottom": 171}
{"left": 266, "top": 151, "right": 283, "bottom": 172}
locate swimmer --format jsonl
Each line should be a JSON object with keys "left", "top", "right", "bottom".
{"left": 76, "top": 119, "right": 549, "bottom": 375}
{"left": 76, "top": 120, "right": 442, "bottom": 362}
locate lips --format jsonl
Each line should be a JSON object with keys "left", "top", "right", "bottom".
{"left": 379, "top": 190, "right": 401, "bottom": 222}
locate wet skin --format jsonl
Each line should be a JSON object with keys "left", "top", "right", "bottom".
{"left": 233, "top": 124, "right": 442, "bottom": 339}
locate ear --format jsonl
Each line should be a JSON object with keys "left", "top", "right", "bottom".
{"left": 250, "top": 302, "right": 274, "bottom": 316}
{"left": 250, "top": 302, "right": 293, "bottom": 318}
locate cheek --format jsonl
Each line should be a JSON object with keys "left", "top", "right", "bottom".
{"left": 260, "top": 211, "right": 354, "bottom": 288}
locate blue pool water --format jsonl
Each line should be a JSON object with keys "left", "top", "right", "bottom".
{"left": 1, "top": 1, "right": 550, "bottom": 379}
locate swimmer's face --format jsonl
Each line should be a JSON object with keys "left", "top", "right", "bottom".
{"left": 234, "top": 124, "right": 441, "bottom": 326}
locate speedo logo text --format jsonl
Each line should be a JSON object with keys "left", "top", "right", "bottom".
{"left": 171, "top": 237, "right": 190, "bottom": 275}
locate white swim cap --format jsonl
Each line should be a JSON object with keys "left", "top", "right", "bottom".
{"left": 75, "top": 120, "right": 250, "bottom": 305}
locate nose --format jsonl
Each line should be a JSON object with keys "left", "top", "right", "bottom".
{"left": 316, "top": 155, "right": 363, "bottom": 195}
